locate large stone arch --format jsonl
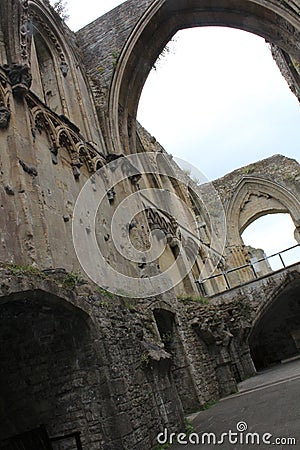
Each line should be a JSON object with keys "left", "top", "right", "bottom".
{"left": 107, "top": 0, "right": 300, "bottom": 154}
{"left": 248, "top": 271, "right": 300, "bottom": 370}
{"left": 226, "top": 175, "right": 300, "bottom": 245}
{"left": 0, "top": 276, "right": 121, "bottom": 449}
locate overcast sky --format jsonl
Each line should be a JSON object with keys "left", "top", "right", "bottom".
{"left": 64, "top": 0, "right": 299, "bottom": 259}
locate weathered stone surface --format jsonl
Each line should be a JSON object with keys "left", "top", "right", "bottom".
{"left": 0, "top": 1, "right": 299, "bottom": 449}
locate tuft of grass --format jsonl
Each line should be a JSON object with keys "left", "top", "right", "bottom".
{"left": 9, "top": 264, "right": 42, "bottom": 276}
{"left": 201, "top": 399, "right": 218, "bottom": 410}
{"left": 122, "top": 299, "right": 136, "bottom": 311}
{"left": 236, "top": 300, "right": 251, "bottom": 318}
{"left": 140, "top": 353, "right": 150, "bottom": 369}
{"left": 112, "top": 50, "right": 119, "bottom": 67}
{"left": 51, "top": 0, "right": 69, "bottom": 21}
{"left": 178, "top": 295, "right": 209, "bottom": 305}
{"left": 162, "top": 331, "right": 173, "bottom": 344}
{"left": 242, "top": 165, "right": 255, "bottom": 174}
{"left": 284, "top": 173, "right": 294, "bottom": 181}
{"left": 144, "top": 321, "right": 156, "bottom": 336}
{"left": 99, "top": 301, "right": 109, "bottom": 308}
{"left": 62, "top": 271, "right": 84, "bottom": 288}
{"left": 185, "top": 418, "right": 194, "bottom": 436}
{"left": 97, "top": 287, "right": 114, "bottom": 299}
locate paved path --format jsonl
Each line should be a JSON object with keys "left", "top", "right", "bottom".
{"left": 167, "top": 359, "right": 300, "bottom": 450}
{"left": 238, "top": 357, "right": 300, "bottom": 392}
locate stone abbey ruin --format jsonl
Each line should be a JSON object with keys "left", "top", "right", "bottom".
{"left": 0, "top": 0, "right": 300, "bottom": 449}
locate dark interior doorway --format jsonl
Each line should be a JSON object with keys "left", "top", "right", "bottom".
{"left": 0, "top": 291, "right": 97, "bottom": 449}
{"left": 249, "top": 278, "right": 300, "bottom": 371}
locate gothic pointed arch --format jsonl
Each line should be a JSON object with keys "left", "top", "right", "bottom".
{"left": 227, "top": 175, "right": 300, "bottom": 247}
{"left": 248, "top": 271, "right": 300, "bottom": 370}
{"left": 28, "top": 0, "right": 106, "bottom": 151}
{"left": 106, "top": 0, "right": 300, "bottom": 154}
{"left": 0, "top": 272, "right": 122, "bottom": 448}
{"left": 226, "top": 175, "right": 300, "bottom": 245}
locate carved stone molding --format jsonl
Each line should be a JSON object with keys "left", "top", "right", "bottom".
{"left": 280, "top": 0, "right": 300, "bottom": 16}
{"left": 105, "top": 153, "right": 142, "bottom": 184}
{"left": 20, "top": 0, "right": 30, "bottom": 62}
{"left": 26, "top": 94, "right": 105, "bottom": 178}
{"left": 0, "top": 105, "right": 10, "bottom": 128}
{"left": 107, "top": 188, "right": 116, "bottom": 203}
{"left": 0, "top": 72, "right": 10, "bottom": 128}
{"left": 29, "top": 10, "right": 68, "bottom": 70}
{"left": 3, "top": 63, "right": 32, "bottom": 97}
{"left": 145, "top": 207, "right": 180, "bottom": 244}
{"left": 59, "top": 61, "right": 69, "bottom": 77}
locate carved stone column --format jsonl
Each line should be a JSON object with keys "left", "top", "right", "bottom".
{"left": 294, "top": 226, "right": 300, "bottom": 244}
{"left": 226, "top": 244, "right": 254, "bottom": 288}
{"left": 4, "top": 63, "right": 32, "bottom": 96}
{"left": 0, "top": 74, "right": 10, "bottom": 128}
{"left": 0, "top": 104, "right": 10, "bottom": 128}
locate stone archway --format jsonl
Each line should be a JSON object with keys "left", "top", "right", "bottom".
{"left": 220, "top": 169, "right": 300, "bottom": 284}
{"left": 153, "top": 308, "right": 201, "bottom": 413}
{"left": 249, "top": 277, "right": 300, "bottom": 371}
{"left": 108, "top": 0, "right": 300, "bottom": 153}
{"left": 0, "top": 288, "right": 118, "bottom": 450}
{"left": 226, "top": 175, "right": 300, "bottom": 245}
{"left": 177, "top": 157, "right": 300, "bottom": 295}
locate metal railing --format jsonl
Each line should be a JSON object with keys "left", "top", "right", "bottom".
{"left": 196, "top": 243, "right": 300, "bottom": 294}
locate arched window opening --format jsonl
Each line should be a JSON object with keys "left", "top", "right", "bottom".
{"left": 153, "top": 309, "right": 200, "bottom": 412}
{"left": 242, "top": 213, "right": 299, "bottom": 274}
{"left": 137, "top": 27, "right": 300, "bottom": 180}
{"left": 32, "top": 32, "right": 63, "bottom": 114}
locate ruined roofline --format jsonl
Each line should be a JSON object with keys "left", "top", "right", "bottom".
{"left": 75, "top": 0, "right": 136, "bottom": 33}
{"left": 212, "top": 153, "right": 300, "bottom": 186}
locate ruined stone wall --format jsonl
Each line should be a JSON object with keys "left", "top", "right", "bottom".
{"left": 184, "top": 263, "right": 300, "bottom": 387}
{"left": 0, "top": 79, "right": 98, "bottom": 270}
{"left": 0, "top": 1, "right": 300, "bottom": 449}
{"left": 76, "top": 0, "right": 153, "bottom": 89}
{"left": 0, "top": 269, "right": 188, "bottom": 450}
{"left": 206, "top": 155, "right": 300, "bottom": 287}
{"left": 0, "top": 0, "right": 107, "bottom": 270}
{"left": 1, "top": 266, "right": 245, "bottom": 449}
{"left": 212, "top": 154, "right": 300, "bottom": 207}
{"left": 0, "top": 0, "right": 214, "bottom": 295}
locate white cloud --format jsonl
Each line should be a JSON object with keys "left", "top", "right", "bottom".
{"left": 137, "top": 27, "right": 300, "bottom": 180}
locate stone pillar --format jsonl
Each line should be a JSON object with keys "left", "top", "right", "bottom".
{"left": 226, "top": 245, "right": 254, "bottom": 288}
{"left": 294, "top": 226, "right": 300, "bottom": 244}
{"left": 214, "top": 347, "right": 237, "bottom": 396}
